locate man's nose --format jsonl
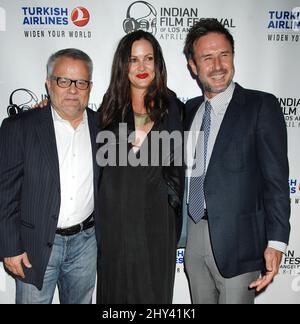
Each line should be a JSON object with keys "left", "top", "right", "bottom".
{"left": 68, "top": 82, "right": 78, "bottom": 93}
{"left": 213, "top": 57, "right": 222, "bottom": 70}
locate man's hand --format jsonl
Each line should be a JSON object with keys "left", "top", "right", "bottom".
{"left": 4, "top": 253, "right": 32, "bottom": 278}
{"left": 249, "top": 247, "right": 283, "bottom": 292}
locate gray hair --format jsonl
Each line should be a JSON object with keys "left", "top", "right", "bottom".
{"left": 46, "top": 48, "right": 93, "bottom": 80}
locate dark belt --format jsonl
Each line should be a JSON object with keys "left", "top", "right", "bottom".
{"left": 202, "top": 209, "right": 208, "bottom": 220}
{"left": 55, "top": 214, "right": 94, "bottom": 236}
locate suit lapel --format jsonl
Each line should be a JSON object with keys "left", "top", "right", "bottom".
{"left": 185, "top": 97, "right": 204, "bottom": 131}
{"left": 87, "top": 109, "right": 100, "bottom": 191}
{"left": 207, "top": 84, "right": 245, "bottom": 170}
{"left": 35, "top": 105, "right": 60, "bottom": 189}
{"left": 183, "top": 97, "right": 203, "bottom": 170}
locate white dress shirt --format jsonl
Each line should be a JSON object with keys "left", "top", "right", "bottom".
{"left": 51, "top": 108, "right": 94, "bottom": 229}
{"left": 186, "top": 82, "right": 286, "bottom": 253}
{"left": 186, "top": 82, "right": 235, "bottom": 199}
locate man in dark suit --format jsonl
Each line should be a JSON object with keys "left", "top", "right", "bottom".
{"left": 0, "top": 48, "right": 99, "bottom": 304}
{"left": 183, "top": 19, "right": 290, "bottom": 304}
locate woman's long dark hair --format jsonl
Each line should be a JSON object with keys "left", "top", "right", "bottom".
{"left": 99, "top": 30, "right": 172, "bottom": 128}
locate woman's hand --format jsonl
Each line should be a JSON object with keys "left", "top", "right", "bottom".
{"left": 32, "top": 98, "right": 49, "bottom": 109}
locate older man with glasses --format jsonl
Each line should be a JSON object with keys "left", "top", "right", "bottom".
{"left": 0, "top": 48, "right": 99, "bottom": 304}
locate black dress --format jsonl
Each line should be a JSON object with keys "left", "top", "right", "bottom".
{"left": 97, "top": 100, "right": 183, "bottom": 304}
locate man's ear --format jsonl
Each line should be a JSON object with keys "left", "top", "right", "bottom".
{"left": 188, "top": 58, "right": 198, "bottom": 76}
{"left": 45, "top": 80, "right": 51, "bottom": 95}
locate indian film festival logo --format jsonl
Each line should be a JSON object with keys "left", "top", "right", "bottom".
{"left": 281, "top": 250, "right": 300, "bottom": 276}
{"left": 6, "top": 88, "right": 39, "bottom": 116}
{"left": 123, "top": 1, "right": 157, "bottom": 35}
{"left": 123, "top": 2, "right": 236, "bottom": 40}
{"left": 0, "top": 7, "right": 6, "bottom": 31}
{"left": 281, "top": 250, "right": 300, "bottom": 293}
{"left": 280, "top": 97, "right": 300, "bottom": 128}
{"left": 267, "top": 7, "right": 300, "bottom": 42}
{"left": 22, "top": 6, "right": 91, "bottom": 39}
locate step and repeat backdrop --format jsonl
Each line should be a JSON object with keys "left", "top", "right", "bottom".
{"left": 0, "top": 0, "right": 299, "bottom": 304}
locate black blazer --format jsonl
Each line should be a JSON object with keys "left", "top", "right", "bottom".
{"left": 0, "top": 105, "right": 99, "bottom": 289}
{"left": 185, "top": 83, "right": 290, "bottom": 278}
{"left": 162, "top": 96, "right": 185, "bottom": 242}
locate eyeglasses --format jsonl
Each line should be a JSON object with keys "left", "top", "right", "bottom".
{"left": 49, "top": 76, "right": 91, "bottom": 90}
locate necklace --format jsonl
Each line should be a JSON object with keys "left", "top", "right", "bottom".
{"left": 134, "top": 111, "right": 151, "bottom": 127}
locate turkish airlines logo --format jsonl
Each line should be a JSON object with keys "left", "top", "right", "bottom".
{"left": 71, "top": 7, "right": 90, "bottom": 27}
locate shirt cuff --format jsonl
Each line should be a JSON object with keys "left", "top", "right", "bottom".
{"left": 268, "top": 241, "right": 287, "bottom": 254}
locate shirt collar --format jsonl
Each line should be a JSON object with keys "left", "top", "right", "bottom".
{"left": 51, "top": 106, "right": 87, "bottom": 126}
{"left": 204, "top": 81, "right": 235, "bottom": 115}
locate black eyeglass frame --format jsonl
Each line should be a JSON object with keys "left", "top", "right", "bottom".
{"left": 49, "top": 76, "right": 92, "bottom": 90}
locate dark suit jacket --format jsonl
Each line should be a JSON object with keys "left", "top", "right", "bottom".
{"left": 185, "top": 83, "right": 290, "bottom": 278}
{"left": 0, "top": 105, "right": 99, "bottom": 289}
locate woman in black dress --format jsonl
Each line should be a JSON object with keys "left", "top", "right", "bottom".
{"left": 97, "top": 30, "right": 184, "bottom": 304}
